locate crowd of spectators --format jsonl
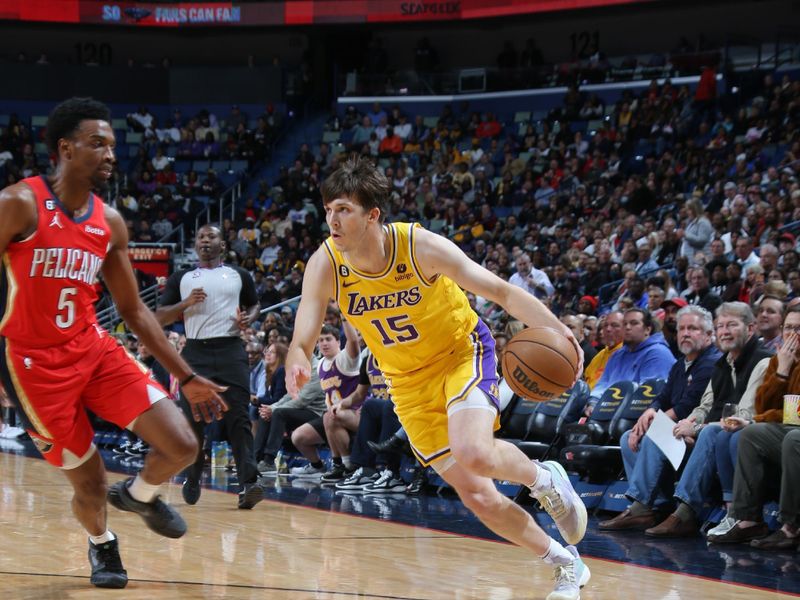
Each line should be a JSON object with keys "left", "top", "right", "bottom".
{"left": 1, "top": 66, "right": 799, "bottom": 549}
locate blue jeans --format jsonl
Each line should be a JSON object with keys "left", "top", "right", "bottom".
{"left": 715, "top": 428, "right": 741, "bottom": 503}
{"left": 621, "top": 429, "right": 676, "bottom": 509}
{"left": 622, "top": 423, "right": 730, "bottom": 514}
{"left": 673, "top": 423, "right": 726, "bottom": 515}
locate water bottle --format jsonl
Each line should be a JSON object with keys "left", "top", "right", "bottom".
{"left": 212, "top": 441, "right": 228, "bottom": 469}
{"left": 274, "top": 449, "right": 286, "bottom": 474}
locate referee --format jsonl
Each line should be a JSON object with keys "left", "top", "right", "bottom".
{"left": 157, "top": 224, "right": 264, "bottom": 509}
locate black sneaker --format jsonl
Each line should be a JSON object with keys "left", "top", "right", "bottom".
{"left": 125, "top": 440, "right": 149, "bottom": 456}
{"left": 107, "top": 478, "right": 187, "bottom": 538}
{"left": 406, "top": 468, "right": 427, "bottom": 495}
{"left": 237, "top": 482, "right": 264, "bottom": 509}
{"left": 320, "top": 464, "right": 349, "bottom": 484}
{"left": 88, "top": 535, "right": 128, "bottom": 589}
{"left": 182, "top": 477, "right": 201, "bottom": 506}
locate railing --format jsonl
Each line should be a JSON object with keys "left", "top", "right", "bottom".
{"left": 96, "top": 282, "right": 162, "bottom": 332}
{"left": 193, "top": 180, "right": 242, "bottom": 236}
{"left": 260, "top": 295, "right": 301, "bottom": 316}
{"left": 155, "top": 222, "right": 186, "bottom": 250}
{"left": 337, "top": 49, "right": 724, "bottom": 97}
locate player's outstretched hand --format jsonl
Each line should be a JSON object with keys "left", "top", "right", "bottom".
{"left": 286, "top": 363, "right": 311, "bottom": 399}
{"left": 183, "top": 376, "right": 228, "bottom": 422}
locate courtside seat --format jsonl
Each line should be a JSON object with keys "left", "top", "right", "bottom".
{"left": 510, "top": 381, "right": 589, "bottom": 461}
{"left": 564, "top": 378, "right": 665, "bottom": 483}
{"left": 559, "top": 380, "right": 636, "bottom": 482}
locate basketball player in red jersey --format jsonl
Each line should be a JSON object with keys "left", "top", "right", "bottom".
{"left": 0, "top": 98, "right": 227, "bottom": 589}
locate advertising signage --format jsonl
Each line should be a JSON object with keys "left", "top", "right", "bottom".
{"left": 0, "top": 0, "right": 655, "bottom": 27}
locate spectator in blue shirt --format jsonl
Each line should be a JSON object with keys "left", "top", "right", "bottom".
{"left": 585, "top": 307, "right": 676, "bottom": 415}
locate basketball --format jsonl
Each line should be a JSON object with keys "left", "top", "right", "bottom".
{"left": 502, "top": 326, "right": 579, "bottom": 402}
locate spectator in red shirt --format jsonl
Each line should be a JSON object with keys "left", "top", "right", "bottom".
{"left": 476, "top": 112, "right": 502, "bottom": 139}
{"left": 378, "top": 127, "right": 403, "bottom": 157}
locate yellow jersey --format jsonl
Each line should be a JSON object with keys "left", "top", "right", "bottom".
{"left": 322, "top": 222, "right": 478, "bottom": 380}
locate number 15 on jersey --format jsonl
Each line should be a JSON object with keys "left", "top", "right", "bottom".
{"left": 370, "top": 315, "right": 419, "bottom": 346}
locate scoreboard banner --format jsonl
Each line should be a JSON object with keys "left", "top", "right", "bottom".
{"left": 0, "top": 0, "right": 655, "bottom": 27}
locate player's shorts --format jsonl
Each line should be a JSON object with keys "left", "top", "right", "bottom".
{"left": 0, "top": 324, "right": 167, "bottom": 468}
{"left": 387, "top": 319, "right": 500, "bottom": 467}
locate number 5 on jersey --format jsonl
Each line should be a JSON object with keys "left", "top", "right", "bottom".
{"left": 56, "top": 287, "right": 78, "bottom": 329}
{"left": 370, "top": 315, "right": 419, "bottom": 346}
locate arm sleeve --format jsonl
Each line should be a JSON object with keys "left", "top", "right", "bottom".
{"left": 689, "top": 380, "right": 715, "bottom": 424}
{"left": 754, "top": 355, "right": 786, "bottom": 415}
{"left": 272, "top": 364, "right": 325, "bottom": 411}
{"left": 234, "top": 266, "right": 259, "bottom": 307}
{"left": 335, "top": 349, "right": 361, "bottom": 375}
{"left": 737, "top": 358, "right": 770, "bottom": 422}
{"left": 158, "top": 270, "right": 185, "bottom": 306}
{"left": 637, "top": 349, "right": 676, "bottom": 382}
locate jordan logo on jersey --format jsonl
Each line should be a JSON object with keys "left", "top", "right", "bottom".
{"left": 49, "top": 213, "right": 63, "bottom": 229}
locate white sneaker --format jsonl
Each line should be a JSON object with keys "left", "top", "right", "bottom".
{"left": 363, "top": 469, "right": 406, "bottom": 494}
{"left": 335, "top": 467, "right": 378, "bottom": 490}
{"left": 707, "top": 514, "right": 738, "bottom": 537}
{"left": 290, "top": 463, "right": 324, "bottom": 479}
{"left": 531, "top": 461, "right": 588, "bottom": 546}
{"left": 546, "top": 545, "right": 590, "bottom": 600}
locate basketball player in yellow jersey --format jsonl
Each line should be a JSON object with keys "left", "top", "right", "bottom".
{"left": 287, "top": 157, "right": 589, "bottom": 600}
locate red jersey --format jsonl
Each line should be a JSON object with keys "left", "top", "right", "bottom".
{"left": 0, "top": 176, "right": 110, "bottom": 348}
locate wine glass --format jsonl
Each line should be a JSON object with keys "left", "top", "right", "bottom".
{"left": 721, "top": 402, "right": 736, "bottom": 426}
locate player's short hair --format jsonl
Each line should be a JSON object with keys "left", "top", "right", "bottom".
{"left": 320, "top": 324, "right": 341, "bottom": 340}
{"left": 321, "top": 156, "right": 390, "bottom": 223}
{"left": 46, "top": 97, "right": 112, "bottom": 155}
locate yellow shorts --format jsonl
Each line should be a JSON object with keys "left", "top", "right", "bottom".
{"left": 387, "top": 319, "right": 500, "bottom": 467}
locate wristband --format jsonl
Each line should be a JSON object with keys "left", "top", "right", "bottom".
{"left": 181, "top": 372, "right": 197, "bottom": 386}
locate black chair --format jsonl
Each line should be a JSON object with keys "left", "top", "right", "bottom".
{"left": 559, "top": 380, "right": 636, "bottom": 482}
{"left": 608, "top": 378, "right": 666, "bottom": 444}
{"left": 511, "top": 380, "right": 590, "bottom": 461}
{"left": 497, "top": 379, "right": 539, "bottom": 440}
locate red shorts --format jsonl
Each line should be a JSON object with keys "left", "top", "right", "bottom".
{"left": 0, "top": 325, "right": 167, "bottom": 468}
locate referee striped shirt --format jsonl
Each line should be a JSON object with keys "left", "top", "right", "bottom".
{"left": 160, "top": 264, "right": 258, "bottom": 339}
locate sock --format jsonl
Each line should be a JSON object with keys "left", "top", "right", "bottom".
{"left": 540, "top": 538, "right": 574, "bottom": 565}
{"left": 528, "top": 463, "right": 552, "bottom": 491}
{"left": 127, "top": 474, "right": 160, "bottom": 503}
{"left": 89, "top": 530, "right": 116, "bottom": 545}
{"left": 332, "top": 457, "right": 343, "bottom": 466}
{"left": 342, "top": 455, "right": 353, "bottom": 469}
{"left": 311, "top": 461, "right": 324, "bottom": 469}
{"left": 629, "top": 501, "right": 651, "bottom": 516}
{"left": 674, "top": 501, "right": 695, "bottom": 523}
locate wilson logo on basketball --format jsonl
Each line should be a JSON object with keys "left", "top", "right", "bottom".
{"left": 511, "top": 365, "right": 555, "bottom": 399}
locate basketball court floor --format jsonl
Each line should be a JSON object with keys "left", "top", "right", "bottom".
{"left": 0, "top": 438, "right": 797, "bottom": 599}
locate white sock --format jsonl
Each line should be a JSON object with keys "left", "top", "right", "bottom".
{"left": 127, "top": 474, "right": 160, "bottom": 503}
{"left": 89, "top": 530, "right": 116, "bottom": 545}
{"left": 540, "top": 538, "right": 574, "bottom": 565}
{"left": 342, "top": 455, "right": 353, "bottom": 469}
{"left": 529, "top": 463, "right": 552, "bottom": 492}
